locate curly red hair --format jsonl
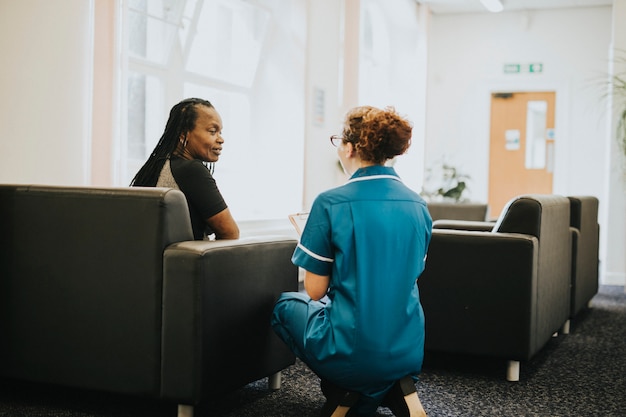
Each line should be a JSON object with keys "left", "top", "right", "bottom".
{"left": 342, "top": 106, "right": 412, "bottom": 164}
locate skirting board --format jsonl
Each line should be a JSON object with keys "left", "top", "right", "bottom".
{"left": 601, "top": 271, "right": 626, "bottom": 287}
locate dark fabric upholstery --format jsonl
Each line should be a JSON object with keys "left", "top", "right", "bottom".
{"left": 568, "top": 196, "right": 600, "bottom": 318}
{"left": 420, "top": 229, "right": 539, "bottom": 359}
{"left": 426, "top": 202, "right": 489, "bottom": 222}
{"left": 418, "top": 195, "right": 572, "bottom": 364}
{"left": 0, "top": 184, "right": 297, "bottom": 406}
{"left": 161, "top": 237, "right": 298, "bottom": 402}
{"left": 432, "top": 219, "right": 495, "bottom": 231}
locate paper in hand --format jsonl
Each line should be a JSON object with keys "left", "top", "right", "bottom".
{"left": 288, "top": 212, "right": 309, "bottom": 236}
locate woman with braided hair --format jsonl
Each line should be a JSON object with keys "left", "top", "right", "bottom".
{"left": 272, "top": 106, "right": 431, "bottom": 417}
{"left": 131, "top": 98, "right": 239, "bottom": 240}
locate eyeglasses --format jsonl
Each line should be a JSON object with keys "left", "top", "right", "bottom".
{"left": 330, "top": 135, "right": 344, "bottom": 147}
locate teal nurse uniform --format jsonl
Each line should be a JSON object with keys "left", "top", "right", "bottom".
{"left": 272, "top": 165, "right": 432, "bottom": 415}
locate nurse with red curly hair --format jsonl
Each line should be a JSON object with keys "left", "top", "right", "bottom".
{"left": 272, "top": 106, "right": 432, "bottom": 417}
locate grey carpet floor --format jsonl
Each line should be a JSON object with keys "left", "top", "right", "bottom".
{"left": 0, "top": 285, "right": 624, "bottom": 417}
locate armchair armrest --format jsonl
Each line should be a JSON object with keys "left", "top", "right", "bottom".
{"left": 419, "top": 229, "right": 539, "bottom": 360}
{"left": 432, "top": 219, "right": 496, "bottom": 231}
{"left": 160, "top": 235, "right": 298, "bottom": 404}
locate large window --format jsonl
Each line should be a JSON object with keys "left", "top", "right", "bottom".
{"left": 120, "top": 0, "right": 306, "bottom": 220}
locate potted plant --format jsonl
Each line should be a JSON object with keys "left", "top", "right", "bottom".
{"left": 605, "top": 51, "right": 626, "bottom": 158}
{"left": 613, "top": 66, "right": 626, "bottom": 155}
{"left": 421, "top": 162, "right": 471, "bottom": 203}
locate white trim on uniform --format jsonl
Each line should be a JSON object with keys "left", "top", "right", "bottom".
{"left": 347, "top": 174, "right": 402, "bottom": 184}
{"left": 296, "top": 243, "right": 334, "bottom": 263}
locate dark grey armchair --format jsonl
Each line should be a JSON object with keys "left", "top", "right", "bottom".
{"left": 0, "top": 184, "right": 298, "bottom": 417}
{"left": 418, "top": 195, "right": 572, "bottom": 381}
{"left": 568, "top": 196, "right": 600, "bottom": 319}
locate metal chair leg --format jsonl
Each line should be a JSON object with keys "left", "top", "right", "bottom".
{"left": 269, "top": 371, "right": 282, "bottom": 390}
{"left": 178, "top": 404, "right": 194, "bottom": 417}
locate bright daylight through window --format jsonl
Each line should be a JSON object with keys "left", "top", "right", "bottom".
{"left": 122, "top": 0, "right": 306, "bottom": 220}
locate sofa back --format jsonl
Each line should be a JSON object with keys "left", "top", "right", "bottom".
{"left": 0, "top": 185, "right": 192, "bottom": 394}
{"left": 568, "top": 196, "right": 600, "bottom": 316}
{"left": 427, "top": 202, "right": 488, "bottom": 221}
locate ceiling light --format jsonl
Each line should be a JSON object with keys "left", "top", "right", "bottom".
{"left": 480, "top": 0, "right": 504, "bottom": 13}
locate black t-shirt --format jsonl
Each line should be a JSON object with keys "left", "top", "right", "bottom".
{"left": 170, "top": 157, "right": 228, "bottom": 240}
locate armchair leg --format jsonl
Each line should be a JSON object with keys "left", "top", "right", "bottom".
{"left": 506, "top": 360, "right": 520, "bottom": 382}
{"left": 269, "top": 371, "right": 282, "bottom": 390}
{"left": 562, "top": 319, "right": 570, "bottom": 335}
{"left": 178, "top": 404, "right": 194, "bottom": 417}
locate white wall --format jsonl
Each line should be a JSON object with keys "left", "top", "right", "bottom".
{"left": 425, "top": 6, "right": 624, "bottom": 285}
{"left": 0, "top": 0, "right": 94, "bottom": 185}
{"left": 603, "top": 0, "right": 626, "bottom": 287}
{"left": 302, "top": 0, "right": 429, "bottom": 209}
{"left": 426, "top": 7, "right": 612, "bottom": 200}
{"left": 302, "top": 0, "right": 345, "bottom": 209}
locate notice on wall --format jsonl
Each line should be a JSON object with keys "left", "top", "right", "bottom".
{"left": 505, "top": 129, "right": 521, "bottom": 150}
{"left": 313, "top": 87, "right": 325, "bottom": 126}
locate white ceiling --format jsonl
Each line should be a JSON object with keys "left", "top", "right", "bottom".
{"left": 416, "top": 0, "right": 613, "bottom": 14}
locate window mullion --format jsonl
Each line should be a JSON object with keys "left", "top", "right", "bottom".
{"left": 181, "top": 0, "right": 204, "bottom": 65}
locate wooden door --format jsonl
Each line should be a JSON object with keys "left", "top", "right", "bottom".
{"left": 488, "top": 91, "right": 556, "bottom": 218}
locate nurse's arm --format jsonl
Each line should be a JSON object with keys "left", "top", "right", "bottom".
{"left": 304, "top": 271, "right": 330, "bottom": 301}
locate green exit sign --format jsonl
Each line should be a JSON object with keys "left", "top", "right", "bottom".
{"left": 504, "top": 63, "right": 521, "bottom": 73}
{"left": 504, "top": 62, "right": 543, "bottom": 74}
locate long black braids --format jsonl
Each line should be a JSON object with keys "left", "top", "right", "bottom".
{"left": 130, "top": 98, "right": 214, "bottom": 186}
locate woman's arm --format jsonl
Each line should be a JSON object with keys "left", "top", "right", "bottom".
{"left": 304, "top": 270, "right": 330, "bottom": 301}
{"left": 206, "top": 208, "right": 240, "bottom": 239}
